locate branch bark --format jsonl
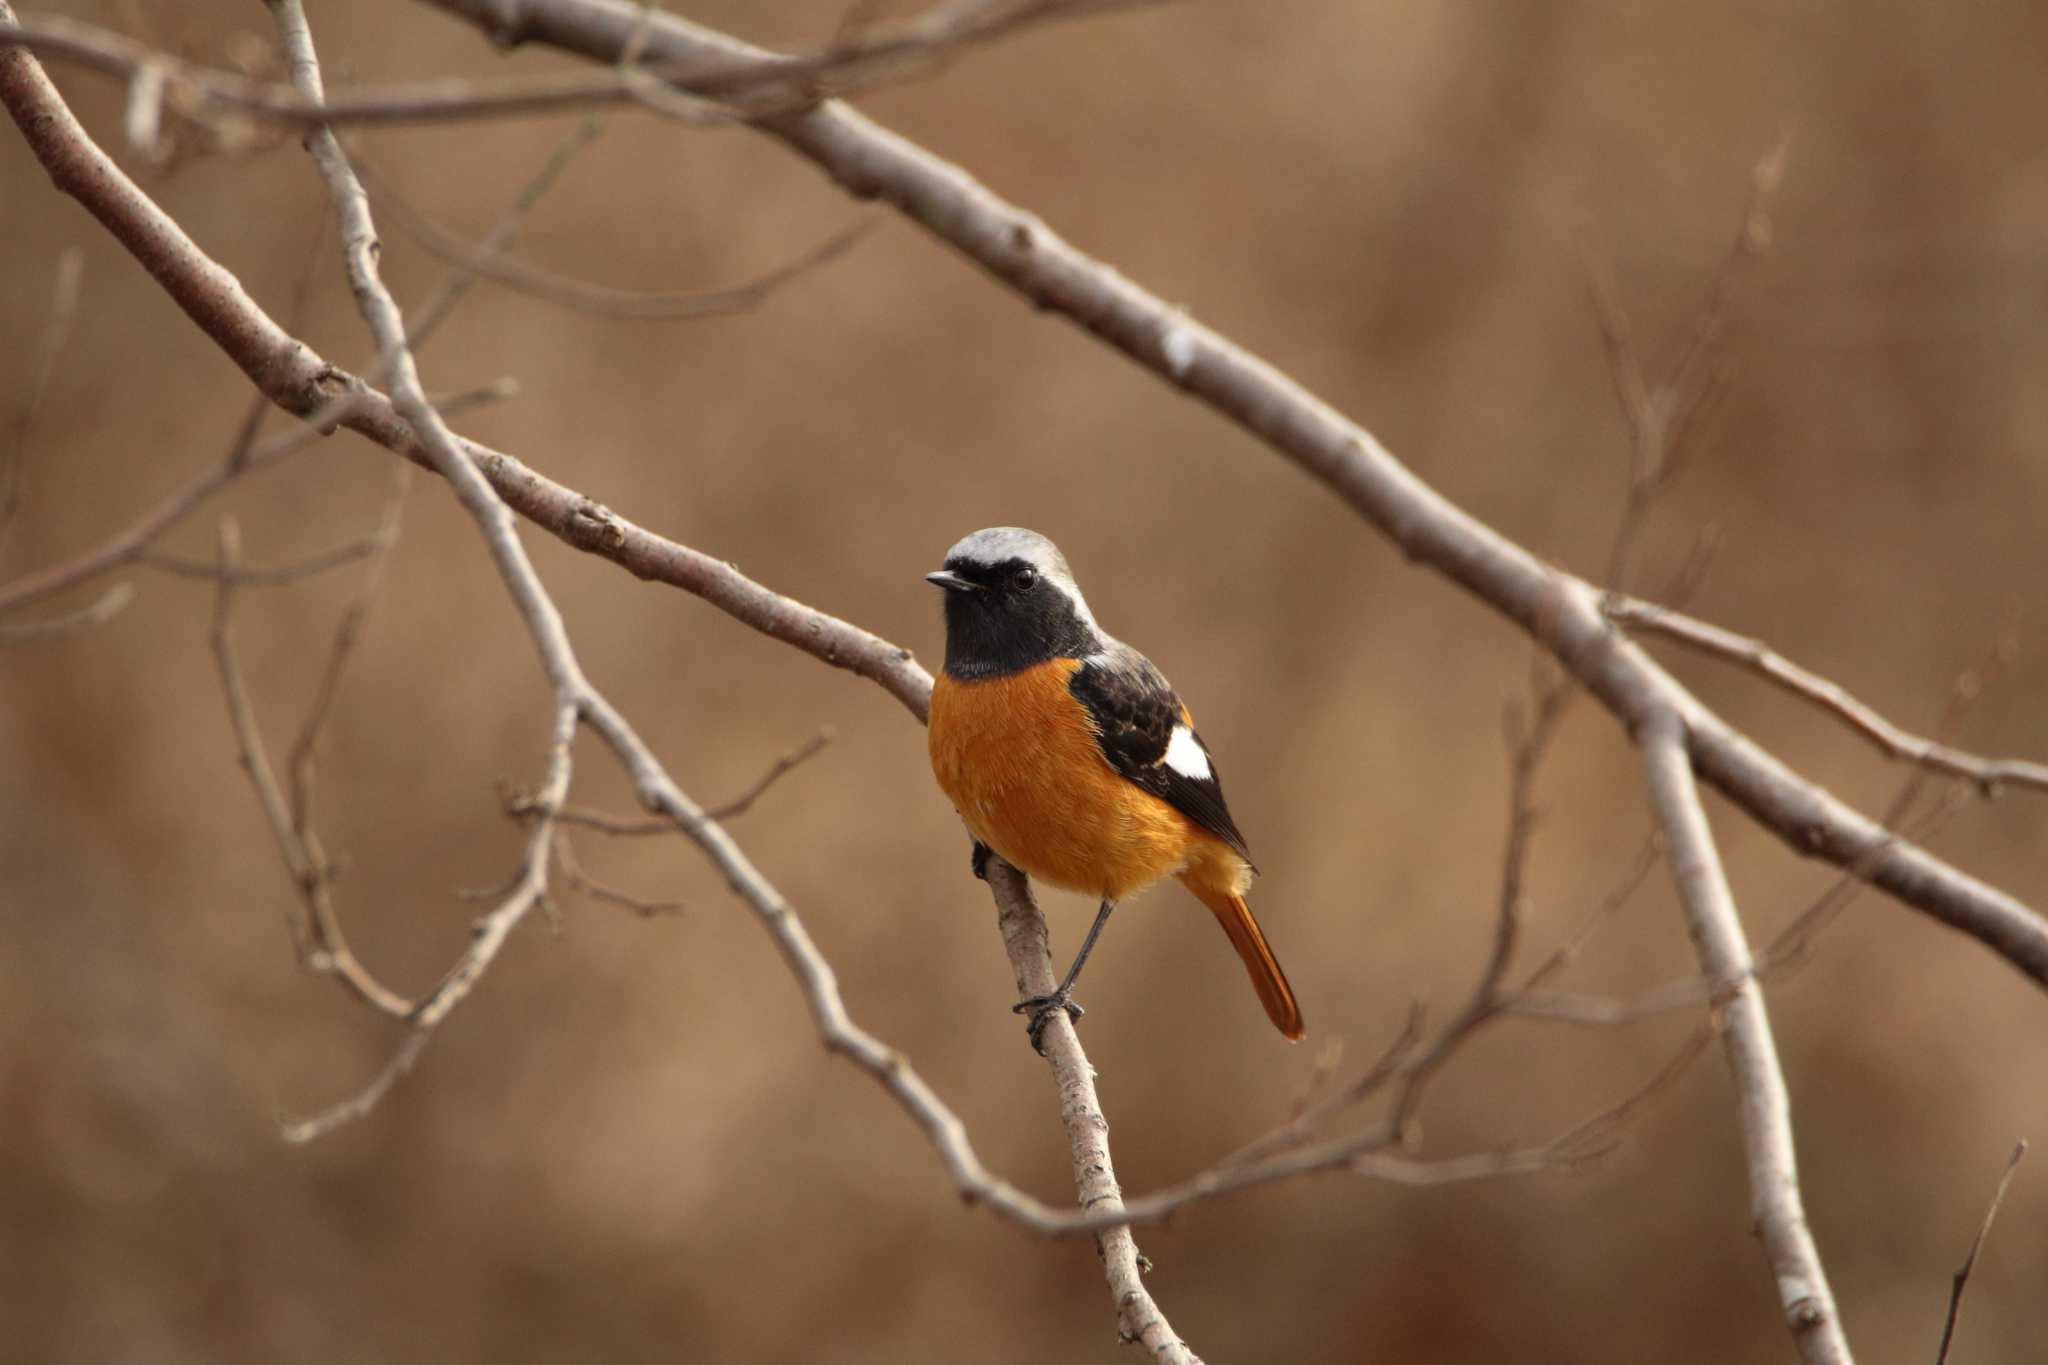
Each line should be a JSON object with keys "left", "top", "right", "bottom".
{"left": 987, "top": 859, "right": 1198, "bottom": 1364}
{"left": 1641, "top": 711, "right": 1850, "bottom": 1363}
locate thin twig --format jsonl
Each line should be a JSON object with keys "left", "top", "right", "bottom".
{"left": 1933, "top": 1140, "right": 2028, "bottom": 1365}
{"left": 1608, "top": 595, "right": 2048, "bottom": 796}
{"left": 384, "top": 121, "right": 609, "bottom": 355}
{"left": 553, "top": 830, "right": 686, "bottom": 916}
{"left": 1515, "top": 833, "right": 1663, "bottom": 994}
{"left": 537, "top": 730, "right": 834, "bottom": 834}
{"left": 0, "top": 217, "right": 332, "bottom": 620}
{"left": 135, "top": 536, "right": 389, "bottom": 585}
{"left": 286, "top": 461, "right": 412, "bottom": 859}
{"left": 0, "top": 581, "right": 133, "bottom": 645}
{"left": 265, "top": 0, "right": 582, "bottom": 1134}
{"left": 1582, "top": 133, "right": 1789, "bottom": 594}
{"left": 208, "top": 517, "right": 414, "bottom": 1019}
{"left": 0, "top": 3, "right": 1156, "bottom": 132}
{"left": 2, "top": 244, "right": 83, "bottom": 557}
{"left": 364, "top": 161, "right": 881, "bottom": 322}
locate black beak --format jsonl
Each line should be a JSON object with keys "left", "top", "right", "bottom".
{"left": 925, "top": 569, "right": 978, "bottom": 593}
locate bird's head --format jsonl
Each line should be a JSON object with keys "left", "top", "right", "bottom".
{"left": 927, "top": 527, "right": 1101, "bottom": 679}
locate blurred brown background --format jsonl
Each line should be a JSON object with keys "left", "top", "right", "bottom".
{"left": 5, "top": 1, "right": 2048, "bottom": 1360}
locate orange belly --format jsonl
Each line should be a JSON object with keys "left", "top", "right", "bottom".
{"left": 929, "top": 660, "right": 1203, "bottom": 901}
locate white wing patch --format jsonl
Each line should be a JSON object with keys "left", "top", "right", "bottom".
{"left": 1163, "top": 725, "right": 1211, "bottom": 781}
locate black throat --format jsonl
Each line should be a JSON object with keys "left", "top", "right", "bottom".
{"left": 940, "top": 567, "right": 1099, "bottom": 680}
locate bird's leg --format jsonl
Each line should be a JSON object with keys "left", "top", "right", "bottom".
{"left": 969, "top": 839, "right": 992, "bottom": 881}
{"left": 1015, "top": 898, "right": 1116, "bottom": 1054}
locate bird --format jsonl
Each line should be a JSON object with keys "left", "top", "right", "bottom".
{"left": 924, "top": 526, "right": 1304, "bottom": 1051}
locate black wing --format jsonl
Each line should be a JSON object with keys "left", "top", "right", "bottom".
{"left": 1068, "top": 646, "right": 1255, "bottom": 869}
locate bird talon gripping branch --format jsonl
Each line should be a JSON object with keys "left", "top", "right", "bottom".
{"left": 925, "top": 527, "right": 1306, "bottom": 1043}
{"left": 1013, "top": 990, "right": 1086, "bottom": 1054}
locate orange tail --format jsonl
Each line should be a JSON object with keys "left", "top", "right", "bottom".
{"left": 1182, "top": 878, "right": 1306, "bottom": 1040}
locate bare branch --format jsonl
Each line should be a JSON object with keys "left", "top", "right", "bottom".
{"left": 135, "top": 536, "right": 388, "bottom": 586}
{"left": 1509, "top": 765, "right": 1972, "bottom": 1029}
{"left": 0, "top": 580, "right": 132, "bottom": 646}
{"left": 262, "top": 0, "right": 585, "bottom": 1132}
{"left": 1933, "top": 1140, "right": 2028, "bottom": 1365}
{"left": 553, "top": 831, "right": 686, "bottom": 916}
{"left": 1609, "top": 595, "right": 2048, "bottom": 797}
{"left": 0, "top": 2, "right": 1154, "bottom": 133}
{"left": 1515, "top": 833, "right": 1662, "bottom": 994}
{"left": 1582, "top": 133, "right": 1789, "bottom": 594}
{"left": 390, "top": 121, "right": 608, "bottom": 355}
{"left": 207, "top": 518, "right": 414, "bottom": 1019}
{"left": 2, "top": 243, "right": 83, "bottom": 555}
{"left": 404, "top": 0, "right": 2048, "bottom": 996}
{"left": 538, "top": 730, "right": 835, "bottom": 835}
{"left": 984, "top": 860, "right": 1195, "bottom": 1364}
{"left": 363, "top": 159, "right": 881, "bottom": 322}
{"left": 281, "top": 1030, "right": 431, "bottom": 1145}
{"left": 0, "top": 216, "right": 335, "bottom": 622}
{"left": 286, "top": 462, "right": 412, "bottom": 854}
{"left": 1640, "top": 711, "right": 1850, "bottom": 1363}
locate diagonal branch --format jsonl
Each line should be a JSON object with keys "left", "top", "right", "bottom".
{"left": 0, "top": 580, "right": 132, "bottom": 645}
{"left": 1933, "top": 1140, "right": 2027, "bottom": 1365}
{"left": 408, "top": 0, "right": 2048, "bottom": 1001}
{"left": 1640, "top": 710, "right": 1851, "bottom": 1364}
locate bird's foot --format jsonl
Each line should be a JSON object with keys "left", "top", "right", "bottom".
{"left": 1012, "top": 989, "right": 1085, "bottom": 1054}
{"left": 970, "top": 840, "right": 992, "bottom": 881}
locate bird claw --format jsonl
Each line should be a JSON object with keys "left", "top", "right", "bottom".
{"left": 970, "top": 840, "right": 992, "bottom": 881}
{"left": 1013, "top": 989, "right": 1085, "bottom": 1054}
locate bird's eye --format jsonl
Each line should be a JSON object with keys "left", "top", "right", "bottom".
{"left": 1012, "top": 566, "right": 1038, "bottom": 590}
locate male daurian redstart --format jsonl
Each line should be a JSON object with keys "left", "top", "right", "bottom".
{"left": 925, "top": 527, "right": 1304, "bottom": 1050}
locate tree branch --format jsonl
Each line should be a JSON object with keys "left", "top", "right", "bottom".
{"left": 0, "top": 3, "right": 1154, "bottom": 133}
{"left": 986, "top": 859, "right": 1197, "bottom": 1364}
{"left": 1609, "top": 595, "right": 2048, "bottom": 796}
{"left": 0, "top": 580, "right": 132, "bottom": 645}
{"left": 407, "top": 0, "right": 2048, "bottom": 1002}
{"left": 360, "top": 155, "right": 881, "bottom": 323}
{"left": 1933, "top": 1140, "right": 2027, "bottom": 1365}
{"left": 1640, "top": 711, "right": 1851, "bottom": 1363}
{"left": 208, "top": 516, "right": 415, "bottom": 1020}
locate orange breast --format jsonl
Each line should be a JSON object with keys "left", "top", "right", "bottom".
{"left": 929, "top": 661, "right": 1197, "bottom": 901}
